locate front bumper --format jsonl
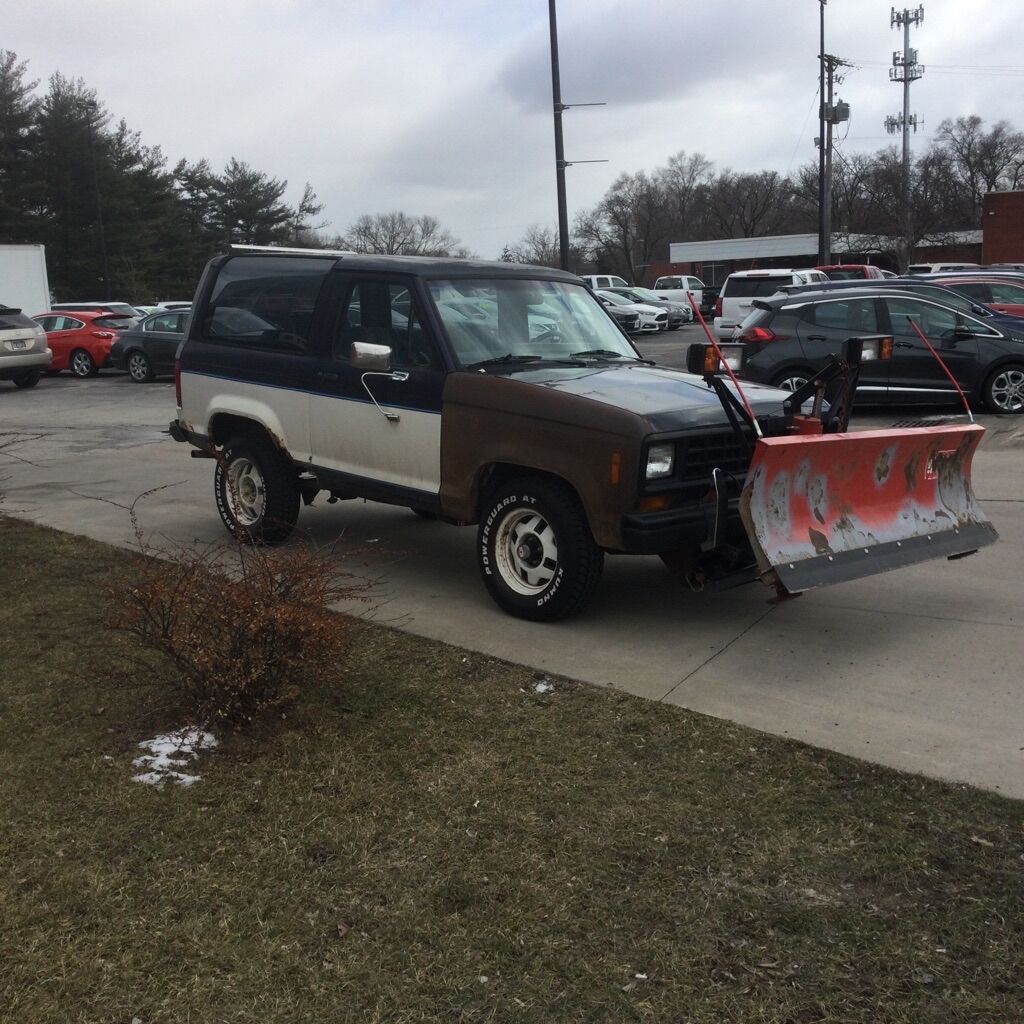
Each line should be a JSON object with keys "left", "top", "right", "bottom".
{"left": 620, "top": 499, "right": 741, "bottom": 555}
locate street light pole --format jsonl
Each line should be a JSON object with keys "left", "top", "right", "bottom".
{"left": 548, "top": 0, "right": 570, "bottom": 271}
{"left": 817, "top": 0, "right": 828, "bottom": 266}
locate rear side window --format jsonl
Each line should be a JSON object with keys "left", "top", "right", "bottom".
{"left": 204, "top": 256, "right": 331, "bottom": 349}
{"left": 146, "top": 312, "right": 181, "bottom": 333}
{"left": 723, "top": 277, "right": 790, "bottom": 298}
{"left": 807, "top": 298, "right": 879, "bottom": 332}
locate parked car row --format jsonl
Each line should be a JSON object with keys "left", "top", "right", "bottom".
{"left": 0, "top": 302, "right": 189, "bottom": 388}
{"left": 728, "top": 277, "right": 1024, "bottom": 414}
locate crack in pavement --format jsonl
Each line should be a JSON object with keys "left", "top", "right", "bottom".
{"left": 659, "top": 604, "right": 778, "bottom": 704}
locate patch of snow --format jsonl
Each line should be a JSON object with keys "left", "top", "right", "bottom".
{"left": 132, "top": 726, "right": 217, "bottom": 788}
{"left": 533, "top": 679, "right": 554, "bottom": 694}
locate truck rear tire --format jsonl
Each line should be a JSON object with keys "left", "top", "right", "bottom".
{"left": 214, "top": 434, "right": 300, "bottom": 544}
{"left": 478, "top": 476, "right": 603, "bottom": 621}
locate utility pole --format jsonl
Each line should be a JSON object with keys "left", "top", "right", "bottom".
{"left": 547, "top": 0, "right": 605, "bottom": 272}
{"left": 816, "top": 2, "right": 850, "bottom": 266}
{"left": 886, "top": 6, "right": 924, "bottom": 269}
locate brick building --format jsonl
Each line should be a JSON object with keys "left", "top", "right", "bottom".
{"left": 981, "top": 190, "right": 1024, "bottom": 264}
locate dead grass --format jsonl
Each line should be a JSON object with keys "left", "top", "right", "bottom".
{"left": 0, "top": 517, "right": 1021, "bottom": 1023}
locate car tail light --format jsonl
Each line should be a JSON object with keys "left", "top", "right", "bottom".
{"left": 714, "top": 297, "right": 723, "bottom": 318}
{"left": 175, "top": 358, "right": 182, "bottom": 406}
{"left": 740, "top": 326, "right": 778, "bottom": 343}
{"left": 91, "top": 330, "right": 114, "bottom": 339}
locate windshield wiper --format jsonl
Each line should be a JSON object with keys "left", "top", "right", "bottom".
{"left": 465, "top": 353, "right": 586, "bottom": 371}
{"left": 571, "top": 348, "right": 655, "bottom": 364}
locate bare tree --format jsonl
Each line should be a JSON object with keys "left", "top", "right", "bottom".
{"left": 935, "top": 116, "right": 1024, "bottom": 223}
{"left": 341, "top": 211, "right": 471, "bottom": 257}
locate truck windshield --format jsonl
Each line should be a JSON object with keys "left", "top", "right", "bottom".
{"left": 428, "top": 278, "right": 640, "bottom": 367}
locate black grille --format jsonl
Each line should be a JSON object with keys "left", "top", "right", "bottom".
{"left": 678, "top": 431, "right": 752, "bottom": 484}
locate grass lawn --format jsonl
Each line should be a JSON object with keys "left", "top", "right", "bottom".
{"left": 1, "top": 516, "right": 1021, "bottom": 1023}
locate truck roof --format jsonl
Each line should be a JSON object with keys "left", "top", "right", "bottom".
{"left": 220, "top": 250, "right": 581, "bottom": 283}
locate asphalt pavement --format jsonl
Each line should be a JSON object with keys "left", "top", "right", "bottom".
{"left": 2, "top": 337, "right": 1022, "bottom": 797}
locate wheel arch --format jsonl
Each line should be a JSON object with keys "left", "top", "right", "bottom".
{"left": 208, "top": 411, "right": 292, "bottom": 460}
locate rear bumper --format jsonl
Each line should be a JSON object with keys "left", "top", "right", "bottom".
{"left": 0, "top": 348, "right": 52, "bottom": 377}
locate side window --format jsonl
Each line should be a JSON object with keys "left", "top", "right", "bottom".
{"left": 989, "top": 281, "right": 1024, "bottom": 303}
{"left": 886, "top": 297, "right": 957, "bottom": 337}
{"left": 333, "top": 281, "right": 440, "bottom": 371}
{"left": 810, "top": 298, "right": 879, "bottom": 332}
{"left": 203, "top": 256, "right": 331, "bottom": 350}
{"left": 148, "top": 313, "right": 177, "bottom": 332}
{"left": 57, "top": 316, "right": 84, "bottom": 330}
{"left": 687, "top": 277, "right": 704, "bottom": 289}
{"left": 952, "top": 283, "right": 990, "bottom": 303}
{"left": 34, "top": 316, "right": 55, "bottom": 332}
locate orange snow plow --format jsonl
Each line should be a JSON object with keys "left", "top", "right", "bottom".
{"left": 738, "top": 422, "right": 996, "bottom": 594}
{"left": 683, "top": 302, "right": 998, "bottom": 597}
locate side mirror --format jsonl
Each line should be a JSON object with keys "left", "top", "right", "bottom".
{"left": 352, "top": 341, "right": 392, "bottom": 371}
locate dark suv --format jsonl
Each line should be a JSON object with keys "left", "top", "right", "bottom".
{"left": 734, "top": 287, "right": 1024, "bottom": 413}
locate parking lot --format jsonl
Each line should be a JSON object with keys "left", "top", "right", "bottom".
{"left": 2, "top": 334, "right": 1022, "bottom": 796}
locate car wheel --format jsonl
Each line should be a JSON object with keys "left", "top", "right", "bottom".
{"left": 69, "top": 349, "right": 97, "bottom": 378}
{"left": 772, "top": 370, "right": 812, "bottom": 393}
{"left": 12, "top": 370, "right": 41, "bottom": 389}
{"left": 127, "top": 350, "right": 155, "bottom": 383}
{"left": 478, "top": 476, "right": 603, "bottom": 621}
{"left": 214, "top": 434, "right": 300, "bottom": 544}
{"left": 982, "top": 364, "right": 1024, "bottom": 414}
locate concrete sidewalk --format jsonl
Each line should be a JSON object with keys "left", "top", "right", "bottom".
{"left": 2, "top": 375, "right": 1021, "bottom": 797}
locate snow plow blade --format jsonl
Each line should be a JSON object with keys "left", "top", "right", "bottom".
{"left": 739, "top": 424, "right": 997, "bottom": 595}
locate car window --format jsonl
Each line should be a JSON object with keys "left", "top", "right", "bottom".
{"left": 204, "top": 256, "right": 330, "bottom": 349}
{"left": 885, "top": 297, "right": 958, "bottom": 337}
{"left": 808, "top": 297, "right": 879, "bottom": 332}
{"left": 907, "top": 286, "right": 974, "bottom": 314}
{"left": 686, "top": 278, "right": 705, "bottom": 289}
{"left": 34, "top": 316, "right": 56, "bottom": 332}
{"left": 657, "top": 277, "right": 682, "bottom": 289}
{"left": 93, "top": 316, "right": 134, "bottom": 330}
{"left": 53, "top": 316, "right": 85, "bottom": 330}
{"left": 147, "top": 312, "right": 180, "bottom": 333}
{"left": 950, "top": 282, "right": 989, "bottom": 303}
{"left": 333, "top": 280, "right": 439, "bottom": 370}
{"left": 988, "top": 281, "right": 1024, "bottom": 303}
{"left": 723, "top": 277, "right": 790, "bottom": 298}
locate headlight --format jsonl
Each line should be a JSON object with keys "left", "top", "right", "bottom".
{"left": 646, "top": 443, "right": 675, "bottom": 479}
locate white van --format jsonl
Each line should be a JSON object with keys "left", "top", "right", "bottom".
{"left": 652, "top": 274, "right": 707, "bottom": 309}
{"left": 713, "top": 269, "right": 829, "bottom": 339}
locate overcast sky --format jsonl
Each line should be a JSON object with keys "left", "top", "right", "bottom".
{"left": 8, "top": 0, "right": 1023, "bottom": 257}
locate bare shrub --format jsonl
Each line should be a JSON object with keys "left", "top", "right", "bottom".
{"left": 111, "top": 536, "right": 368, "bottom": 726}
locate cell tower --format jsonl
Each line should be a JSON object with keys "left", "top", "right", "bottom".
{"left": 886, "top": 6, "right": 924, "bottom": 258}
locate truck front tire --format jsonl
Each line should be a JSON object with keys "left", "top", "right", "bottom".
{"left": 478, "top": 477, "right": 603, "bottom": 621}
{"left": 214, "top": 434, "right": 300, "bottom": 544}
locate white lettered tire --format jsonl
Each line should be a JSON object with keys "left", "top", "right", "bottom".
{"left": 478, "top": 476, "right": 603, "bottom": 621}
{"left": 214, "top": 434, "right": 300, "bottom": 544}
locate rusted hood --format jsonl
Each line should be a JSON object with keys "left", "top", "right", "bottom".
{"left": 510, "top": 363, "right": 789, "bottom": 432}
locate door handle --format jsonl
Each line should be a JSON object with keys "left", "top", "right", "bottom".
{"left": 316, "top": 369, "right": 339, "bottom": 382}
{"left": 894, "top": 341, "right": 914, "bottom": 349}
{"left": 807, "top": 334, "right": 827, "bottom": 341}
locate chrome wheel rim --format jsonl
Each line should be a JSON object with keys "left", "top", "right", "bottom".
{"left": 990, "top": 369, "right": 1024, "bottom": 413}
{"left": 777, "top": 375, "right": 809, "bottom": 392}
{"left": 71, "top": 351, "right": 92, "bottom": 377}
{"left": 494, "top": 508, "right": 558, "bottom": 595}
{"left": 225, "top": 458, "right": 266, "bottom": 526}
{"left": 128, "top": 353, "right": 149, "bottom": 380}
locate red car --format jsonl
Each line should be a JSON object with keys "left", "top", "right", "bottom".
{"left": 816, "top": 264, "right": 887, "bottom": 280}
{"left": 32, "top": 310, "right": 137, "bottom": 377}
{"left": 935, "top": 276, "right": 1024, "bottom": 318}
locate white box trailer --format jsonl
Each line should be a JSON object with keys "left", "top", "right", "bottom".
{"left": 0, "top": 244, "right": 51, "bottom": 315}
